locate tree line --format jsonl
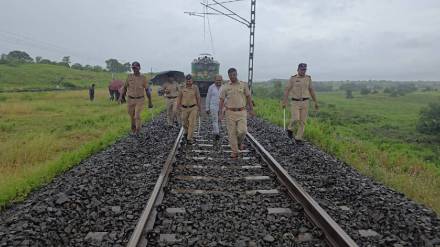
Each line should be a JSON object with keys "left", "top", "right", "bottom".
{"left": 0, "top": 50, "right": 132, "bottom": 73}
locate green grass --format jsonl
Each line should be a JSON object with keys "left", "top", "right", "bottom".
{"left": 0, "top": 89, "right": 165, "bottom": 209}
{"left": 254, "top": 91, "right": 440, "bottom": 213}
{"left": 317, "top": 91, "right": 440, "bottom": 165}
{"left": 0, "top": 63, "right": 141, "bottom": 91}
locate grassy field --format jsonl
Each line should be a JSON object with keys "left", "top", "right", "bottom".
{"left": 0, "top": 89, "right": 165, "bottom": 209}
{"left": 254, "top": 90, "right": 440, "bottom": 213}
{"left": 0, "top": 63, "right": 147, "bottom": 91}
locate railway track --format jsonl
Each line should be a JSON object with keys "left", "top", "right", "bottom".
{"left": 127, "top": 116, "right": 357, "bottom": 246}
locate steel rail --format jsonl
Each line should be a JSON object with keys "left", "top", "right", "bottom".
{"left": 127, "top": 128, "right": 184, "bottom": 247}
{"left": 246, "top": 132, "right": 358, "bottom": 247}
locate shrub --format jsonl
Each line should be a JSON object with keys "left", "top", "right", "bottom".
{"left": 417, "top": 103, "right": 440, "bottom": 136}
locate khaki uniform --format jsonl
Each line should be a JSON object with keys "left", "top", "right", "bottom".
{"left": 285, "top": 74, "right": 312, "bottom": 140}
{"left": 179, "top": 85, "right": 200, "bottom": 141}
{"left": 163, "top": 81, "right": 179, "bottom": 125}
{"left": 124, "top": 74, "right": 148, "bottom": 131}
{"left": 220, "top": 81, "right": 251, "bottom": 153}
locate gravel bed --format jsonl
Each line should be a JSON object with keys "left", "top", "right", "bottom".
{"left": 149, "top": 118, "right": 327, "bottom": 246}
{"left": 248, "top": 117, "right": 440, "bottom": 247}
{"left": 0, "top": 114, "right": 179, "bottom": 246}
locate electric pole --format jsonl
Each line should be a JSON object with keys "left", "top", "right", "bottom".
{"left": 185, "top": 0, "right": 257, "bottom": 92}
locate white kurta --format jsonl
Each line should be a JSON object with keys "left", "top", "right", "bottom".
{"left": 205, "top": 84, "right": 222, "bottom": 134}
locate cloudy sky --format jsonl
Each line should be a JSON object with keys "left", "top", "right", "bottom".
{"left": 1, "top": 0, "right": 439, "bottom": 81}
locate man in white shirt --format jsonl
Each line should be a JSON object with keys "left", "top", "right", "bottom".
{"left": 206, "top": 75, "right": 223, "bottom": 141}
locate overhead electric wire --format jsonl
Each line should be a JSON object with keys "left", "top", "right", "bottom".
{"left": 203, "top": 0, "right": 206, "bottom": 42}
{"left": 206, "top": 4, "right": 216, "bottom": 55}
{"left": 201, "top": 2, "right": 249, "bottom": 27}
{"left": 207, "top": 0, "right": 245, "bottom": 6}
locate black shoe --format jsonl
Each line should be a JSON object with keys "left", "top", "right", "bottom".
{"left": 214, "top": 134, "right": 220, "bottom": 141}
{"left": 286, "top": 129, "right": 293, "bottom": 139}
{"left": 186, "top": 139, "right": 193, "bottom": 145}
{"left": 294, "top": 139, "right": 304, "bottom": 145}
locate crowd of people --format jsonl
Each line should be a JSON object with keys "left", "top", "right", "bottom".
{"left": 115, "top": 61, "right": 318, "bottom": 159}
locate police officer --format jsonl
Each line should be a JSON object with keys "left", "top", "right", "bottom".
{"left": 177, "top": 74, "right": 201, "bottom": 145}
{"left": 163, "top": 77, "right": 180, "bottom": 127}
{"left": 282, "top": 63, "right": 319, "bottom": 144}
{"left": 206, "top": 75, "right": 223, "bottom": 140}
{"left": 119, "top": 62, "right": 153, "bottom": 135}
{"left": 219, "top": 68, "right": 255, "bottom": 159}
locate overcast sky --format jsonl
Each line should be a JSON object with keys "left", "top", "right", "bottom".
{"left": 1, "top": 0, "right": 439, "bottom": 81}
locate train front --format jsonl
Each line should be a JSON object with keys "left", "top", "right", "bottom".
{"left": 191, "top": 54, "right": 220, "bottom": 97}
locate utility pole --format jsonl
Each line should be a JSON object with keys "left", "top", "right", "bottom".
{"left": 248, "top": 0, "right": 256, "bottom": 93}
{"left": 185, "top": 0, "right": 256, "bottom": 92}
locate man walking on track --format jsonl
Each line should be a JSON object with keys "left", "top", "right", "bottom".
{"left": 206, "top": 75, "right": 223, "bottom": 141}
{"left": 177, "top": 74, "right": 201, "bottom": 145}
{"left": 282, "top": 63, "right": 319, "bottom": 144}
{"left": 163, "top": 77, "right": 180, "bottom": 127}
{"left": 119, "top": 61, "right": 153, "bottom": 135}
{"left": 219, "top": 68, "right": 255, "bottom": 159}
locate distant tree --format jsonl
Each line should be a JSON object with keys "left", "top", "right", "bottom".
{"left": 417, "top": 102, "right": 440, "bottom": 136}
{"left": 105, "top": 58, "right": 130, "bottom": 73}
{"left": 272, "top": 81, "right": 283, "bottom": 98}
{"left": 0, "top": 54, "right": 7, "bottom": 64}
{"left": 39, "top": 59, "right": 53, "bottom": 64}
{"left": 106, "top": 58, "right": 120, "bottom": 72}
{"left": 123, "top": 62, "right": 131, "bottom": 72}
{"left": 35, "top": 56, "right": 42, "bottom": 63}
{"left": 57, "top": 56, "right": 70, "bottom": 67}
{"left": 360, "top": 87, "right": 371, "bottom": 95}
{"left": 383, "top": 87, "right": 392, "bottom": 94}
{"left": 92, "top": 65, "right": 103, "bottom": 72}
{"left": 83, "top": 64, "right": 93, "bottom": 70}
{"left": 340, "top": 82, "right": 362, "bottom": 91}
{"left": 62, "top": 56, "right": 71, "bottom": 65}
{"left": 397, "top": 83, "right": 417, "bottom": 94}
{"left": 6, "top": 50, "right": 33, "bottom": 63}
{"left": 345, "top": 89, "right": 353, "bottom": 99}
{"left": 373, "top": 85, "right": 383, "bottom": 91}
{"left": 71, "top": 63, "right": 83, "bottom": 70}
{"left": 58, "top": 61, "right": 70, "bottom": 67}
{"left": 314, "top": 82, "right": 333, "bottom": 92}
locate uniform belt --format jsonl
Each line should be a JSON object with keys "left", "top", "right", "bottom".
{"left": 227, "top": 107, "right": 245, "bottom": 112}
{"left": 167, "top": 96, "right": 177, "bottom": 99}
{"left": 182, "top": 104, "right": 196, "bottom": 108}
{"left": 128, "top": 95, "right": 144, "bottom": 99}
{"left": 291, "top": 97, "right": 309, "bottom": 101}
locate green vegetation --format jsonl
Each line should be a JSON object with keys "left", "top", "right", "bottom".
{"left": 0, "top": 50, "right": 154, "bottom": 92}
{"left": 0, "top": 63, "right": 130, "bottom": 91}
{"left": 0, "top": 89, "right": 165, "bottom": 209}
{"left": 254, "top": 90, "right": 440, "bottom": 213}
{"left": 0, "top": 61, "right": 159, "bottom": 92}
{"left": 417, "top": 102, "right": 440, "bottom": 135}
{"left": 1, "top": 50, "right": 134, "bottom": 74}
